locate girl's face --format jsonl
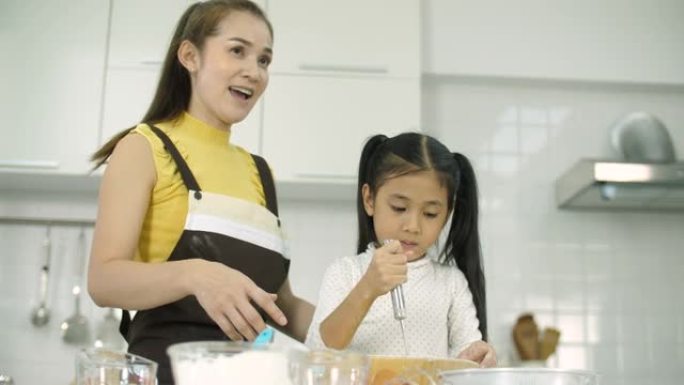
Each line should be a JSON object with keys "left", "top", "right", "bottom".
{"left": 181, "top": 11, "right": 272, "bottom": 130}
{"left": 362, "top": 170, "right": 450, "bottom": 261}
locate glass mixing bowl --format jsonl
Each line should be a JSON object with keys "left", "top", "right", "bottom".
{"left": 288, "top": 349, "right": 370, "bottom": 385}
{"left": 167, "top": 341, "right": 290, "bottom": 385}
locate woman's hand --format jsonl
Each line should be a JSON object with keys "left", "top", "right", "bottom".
{"left": 457, "top": 340, "right": 497, "bottom": 367}
{"left": 359, "top": 240, "right": 411, "bottom": 299}
{"left": 190, "top": 260, "right": 287, "bottom": 341}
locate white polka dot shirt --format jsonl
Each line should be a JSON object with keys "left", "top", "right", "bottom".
{"left": 305, "top": 245, "right": 482, "bottom": 358}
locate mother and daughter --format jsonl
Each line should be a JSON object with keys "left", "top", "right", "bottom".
{"left": 87, "top": 1, "right": 495, "bottom": 383}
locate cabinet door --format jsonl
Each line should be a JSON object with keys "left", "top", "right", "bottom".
{"left": 0, "top": 0, "right": 108, "bottom": 174}
{"left": 261, "top": 75, "right": 420, "bottom": 182}
{"left": 108, "top": 0, "right": 190, "bottom": 67}
{"left": 108, "top": 0, "right": 266, "bottom": 67}
{"left": 266, "top": 0, "right": 419, "bottom": 78}
{"left": 100, "top": 68, "right": 158, "bottom": 143}
{"left": 231, "top": 99, "right": 262, "bottom": 155}
{"left": 424, "top": 0, "right": 684, "bottom": 84}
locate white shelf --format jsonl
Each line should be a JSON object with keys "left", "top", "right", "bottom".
{"left": 421, "top": 72, "right": 684, "bottom": 93}
{"left": 0, "top": 171, "right": 357, "bottom": 223}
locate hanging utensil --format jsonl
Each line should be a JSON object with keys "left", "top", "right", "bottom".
{"left": 30, "top": 225, "right": 52, "bottom": 327}
{"left": 94, "top": 308, "right": 126, "bottom": 350}
{"left": 61, "top": 227, "right": 91, "bottom": 345}
{"left": 539, "top": 327, "right": 561, "bottom": 360}
{"left": 512, "top": 313, "right": 539, "bottom": 361}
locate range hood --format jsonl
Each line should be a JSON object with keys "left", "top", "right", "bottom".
{"left": 555, "top": 159, "right": 684, "bottom": 211}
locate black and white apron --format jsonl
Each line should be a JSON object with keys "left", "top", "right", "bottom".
{"left": 119, "top": 125, "right": 290, "bottom": 385}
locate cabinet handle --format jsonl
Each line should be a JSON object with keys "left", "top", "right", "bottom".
{"left": 0, "top": 160, "right": 60, "bottom": 169}
{"left": 298, "top": 64, "right": 388, "bottom": 75}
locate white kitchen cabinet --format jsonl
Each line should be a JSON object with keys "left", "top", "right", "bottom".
{"left": 261, "top": 75, "right": 420, "bottom": 182}
{"left": 107, "top": 0, "right": 191, "bottom": 68}
{"left": 107, "top": 0, "right": 267, "bottom": 67}
{"left": 266, "top": 0, "right": 420, "bottom": 78}
{"left": 230, "top": 100, "right": 262, "bottom": 155}
{"left": 0, "top": 0, "right": 109, "bottom": 174}
{"left": 260, "top": 0, "right": 422, "bottom": 184}
{"left": 100, "top": 0, "right": 191, "bottom": 143}
{"left": 423, "top": 0, "right": 684, "bottom": 85}
{"left": 100, "top": 68, "right": 158, "bottom": 144}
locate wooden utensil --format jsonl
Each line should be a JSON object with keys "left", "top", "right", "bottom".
{"left": 539, "top": 327, "right": 561, "bottom": 360}
{"left": 512, "top": 313, "right": 539, "bottom": 360}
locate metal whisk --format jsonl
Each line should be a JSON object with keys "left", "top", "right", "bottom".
{"left": 381, "top": 239, "right": 409, "bottom": 355}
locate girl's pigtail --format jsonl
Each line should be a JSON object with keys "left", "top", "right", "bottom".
{"left": 447, "top": 152, "right": 488, "bottom": 340}
{"left": 356, "top": 135, "right": 388, "bottom": 253}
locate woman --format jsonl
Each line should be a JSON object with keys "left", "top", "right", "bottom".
{"left": 88, "top": 1, "right": 313, "bottom": 383}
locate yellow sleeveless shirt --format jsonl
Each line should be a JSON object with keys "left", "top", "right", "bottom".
{"left": 130, "top": 112, "right": 265, "bottom": 263}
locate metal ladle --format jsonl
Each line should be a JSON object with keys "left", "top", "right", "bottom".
{"left": 94, "top": 308, "right": 126, "bottom": 350}
{"left": 30, "top": 225, "right": 52, "bottom": 327}
{"left": 61, "top": 227, "right": 91, "bottom": 344}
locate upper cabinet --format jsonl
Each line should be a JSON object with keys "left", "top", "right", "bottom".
{"left": 107, "top": 0, "right": 191, "bottom": 68}
{"left": 266, "top": 0, "right": 420, "bottom": 78}
{"left": 260, "top": 0, "right": 421, "bottom": 183}
{"left": 100, "top": 0, "right": 190, "bottom": 144}
{"left": 0, "top": 0, "right": 109, "bottom": 174}
{"left": 423, "top": 0, "right": 684, "bottom": 85}
{"left": 261, "top": 75, "right": 420, "bottom": 182}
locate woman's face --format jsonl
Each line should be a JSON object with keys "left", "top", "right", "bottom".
{"left": 362, "top": 170, "right": 450, "bottom": 261}
{"left": 183, "top": 11, "right": 272, "bottom": 130}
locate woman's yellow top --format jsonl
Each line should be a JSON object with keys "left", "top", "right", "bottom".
{"left": 130, "top": 112, "right": 265, "bottom": 263}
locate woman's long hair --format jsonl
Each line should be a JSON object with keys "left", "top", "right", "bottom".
{"left": 91, "top": 0, "right": 272, "bottom": 169}
{"left": 356, "top": 133, "right": 488, "bottom": 340}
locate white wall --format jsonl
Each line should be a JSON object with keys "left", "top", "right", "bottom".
{"left": 422, "top": 76, "right": 684, "bottom": 385}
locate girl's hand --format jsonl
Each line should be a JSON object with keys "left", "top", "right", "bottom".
{"left": 190, "top": 260, "right": 287, "bottom": 341}
{"left": 457, "top": 340, "right": 497, "bottom": 368}
{"left": 360, "top": 240, "right": 411, "bottom": 298}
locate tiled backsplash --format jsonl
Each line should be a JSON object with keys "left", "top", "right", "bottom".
{"left": 422, "top": 76, "right": 684, "bottom": 385}
{"left": 2, "top": 78, "right": 684, "bottom": 384}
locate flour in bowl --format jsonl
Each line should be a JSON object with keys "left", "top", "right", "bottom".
{"left": 173, "top": 350, "right": 293, "bottom": 385}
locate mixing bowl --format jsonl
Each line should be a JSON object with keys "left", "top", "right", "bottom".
{"left": 289, "top": 349, "right": 370, "bottom": 385}
{"left": 369, "top": 356, "right": 478, "bottom": 385}
{"left": 439, "top": 367, "right": 598, "bottom": 385}
{"left": 167, "top": 341, "right": 290, "bottom": 385}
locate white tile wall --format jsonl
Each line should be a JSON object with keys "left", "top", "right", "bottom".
{"left": 2, "top": 78, "right": 684, "bottom": 384}
{"left": 422, "top": 75, "right": 684, "bottom": 385}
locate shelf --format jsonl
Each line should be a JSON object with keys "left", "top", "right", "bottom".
{"left": 0, "top": 171, "right": 357, "bottom": 223}
{"left": 421, "top": 72, "right": 684, "bottom": 93}
{"left": 0, "top": 170, "right": 101, "bottom": 194}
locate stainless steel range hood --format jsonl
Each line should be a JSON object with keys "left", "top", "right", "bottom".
{"left": 555, "top": 159, "right": 684, "bottom": 211}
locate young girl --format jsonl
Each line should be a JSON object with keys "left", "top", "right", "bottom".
{"left": 88, "top": 1, "right": 313, "bottom": 383}
{"left": 305, "top": 133, "right": 496, "bottom": 367}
